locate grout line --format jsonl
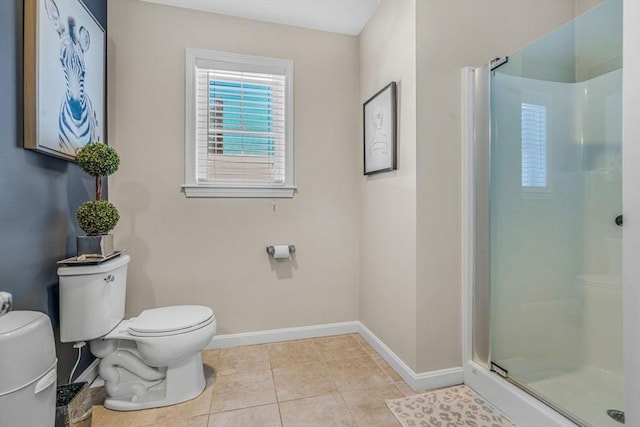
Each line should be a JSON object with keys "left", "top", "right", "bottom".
{"left": 276, "top": 400, "right": 285, "bottom": 427}
{"left": 205, "top": 350, "right": 220, "bottom": 415}
{"left": 351, "top": 333, "right": 398, "bottom": 386}
{"left": 129, "top": 411, "right": 139, "bottom": 427}
{"left": 392, "top": 382, "right": 406, "bottom": 397}
{"left": 336, "top": 390, "right": 359, "bottom": 426}
{"left": 268, "top": 363, "right": 284, "bottom": 426}
{"left": 266, "top": 345, "right": 279, "bottom": 410}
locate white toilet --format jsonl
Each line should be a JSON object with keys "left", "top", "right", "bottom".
{"left": 57, "top": 254, "right": 216, "bottom": 411}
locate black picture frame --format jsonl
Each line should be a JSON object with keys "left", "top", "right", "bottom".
{"left": 24, "top": 0, "right": 106, "bottom": 161}
{"left": 363, "top": 82, "right": 397, "bottom": 175}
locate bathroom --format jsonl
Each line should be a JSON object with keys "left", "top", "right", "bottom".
{"left": 1, "top": 0, "right": 639, "bottom": 426}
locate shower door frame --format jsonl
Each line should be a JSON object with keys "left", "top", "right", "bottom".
{"left": 461, "top": 3, "right": 640, "bottom": 419}
{"left": 621, "top": 2, "right": 640, "bottom": 425}
{"left": 461, "top": 65, "right": 577, "bottom": 427}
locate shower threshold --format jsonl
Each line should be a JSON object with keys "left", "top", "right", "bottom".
{"left": 505, "top": 365, "right": 623, "bottom": 427}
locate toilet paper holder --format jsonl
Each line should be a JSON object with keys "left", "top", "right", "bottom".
{"left": 266, "top": 245, "right": 296, "bottom": 255}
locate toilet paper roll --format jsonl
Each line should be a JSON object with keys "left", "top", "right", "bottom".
{"left": 272, "top": 245, "right": 291, "bottom": 259}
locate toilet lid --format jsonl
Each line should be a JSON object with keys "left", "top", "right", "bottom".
{"left": 128, "top": 305, "right": 214, "bottom": 336}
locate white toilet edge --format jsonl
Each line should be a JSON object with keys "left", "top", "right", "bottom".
{"left": 102, "top": 315, "right": 216, "bottom": 341}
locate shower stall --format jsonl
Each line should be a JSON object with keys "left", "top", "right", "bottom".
{"left": 468, "top": 1, "right": 623, "bottom": 426}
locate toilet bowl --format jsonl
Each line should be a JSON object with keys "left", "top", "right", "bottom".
{"left": 57, "top": 254, "right": 217, "bottom": 411}
{"left": 102, "top": 305, "right": 216, "bottom": 367}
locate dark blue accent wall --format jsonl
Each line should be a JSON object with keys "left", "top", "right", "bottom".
{"left": 0, "top": 0, "right": 107, "bottom": 383}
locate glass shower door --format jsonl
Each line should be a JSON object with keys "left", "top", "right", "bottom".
{"left": 488, "top": 1, "right": 623, "bottom": 426}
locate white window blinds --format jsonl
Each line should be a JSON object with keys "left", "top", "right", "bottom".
{"left": 196, "top": 69, "right": 286, "bottom": 184}
{"left": 184, "top": 49, "right": 294, "bottom": 198}
{"left": 521, "top": 103, "right": 547, "bottom": 188}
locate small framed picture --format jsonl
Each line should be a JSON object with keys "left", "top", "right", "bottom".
{"left": 24, "top": 0, "right": 106, "bottom": 161}
{"left": 363, "top": 82, "right": 397, "bottom": 175}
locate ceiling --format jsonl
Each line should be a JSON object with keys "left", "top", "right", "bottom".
{"left": 141, "top": 0, "right": 380, "bottom": 36}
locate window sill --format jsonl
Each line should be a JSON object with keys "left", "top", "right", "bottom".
{"left": 182, "top": 185, "right": 296, "bottom": 198}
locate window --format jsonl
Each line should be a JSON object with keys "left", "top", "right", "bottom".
{"left": 521, "top": 103, "right": 547, "bottom": 188}
{"left": 183, "top": 49, "right": 295, "bottom": 198}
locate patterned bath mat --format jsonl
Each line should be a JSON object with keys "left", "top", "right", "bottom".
{"left": 386, "top": 385, "right": 515, "bottom": 427}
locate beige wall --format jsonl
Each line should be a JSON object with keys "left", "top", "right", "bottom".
{"left": 359, "top": 0, "right": 418, "bottom": 369}
{"left": 107, "top": 0, "right": 360, "bottom": 334}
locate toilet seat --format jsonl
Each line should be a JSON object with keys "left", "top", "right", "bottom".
{"left": 128, "top": 306, "right": 215, "bottom": 337}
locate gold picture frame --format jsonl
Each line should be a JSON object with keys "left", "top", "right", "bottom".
{"left": 24, "top": 0, "right": 106, "bottom": 161}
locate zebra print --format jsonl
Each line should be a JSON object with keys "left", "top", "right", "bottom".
{"left": 57, "top": 39, "right": 98, "bottom": 153}
{"left": 46, "top": 0, "right": 99, "bottom": 154}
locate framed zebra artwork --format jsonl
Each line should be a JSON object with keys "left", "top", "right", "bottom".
{"left": 24, "top": 0, "right": 105, "bottom": 161}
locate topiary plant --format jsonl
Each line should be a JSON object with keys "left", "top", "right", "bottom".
{"left": 76, "top": 142, "right": 120, "bottom": 235}
{"left": 77, "top": 200, "right": 120, "bottom": 235}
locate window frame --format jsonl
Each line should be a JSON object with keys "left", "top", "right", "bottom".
{"left": 183, "top": 48, "right": 295, "bottom": 198}
{"left": 520, "top": 102, "right": 548, "bottom": 189}
{"left": 519, "top": 91, "right": 553, "bottom": 199}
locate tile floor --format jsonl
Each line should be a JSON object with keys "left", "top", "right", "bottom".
{"left": 91, "top": 333, "right": 415, "bottom": 426}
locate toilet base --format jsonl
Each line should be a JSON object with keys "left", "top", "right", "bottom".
{"left": 103, "top": 352, "right": 206, "bottom": 411}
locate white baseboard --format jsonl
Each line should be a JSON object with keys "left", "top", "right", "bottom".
{"left": 464, "top": 361, "right": 577, "bottom": 427}
{"left": 206, "top": 321, "right": 360, "bottom": 349}
{"left": 206, "top": 320, "right": 464, "bottom": 393}
{"left": 356, "top": 322, "right": 464, "bottom": 392}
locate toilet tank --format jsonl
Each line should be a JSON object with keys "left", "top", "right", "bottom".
{"left": 57, "top": 254, "right": 130, "bottom": 343}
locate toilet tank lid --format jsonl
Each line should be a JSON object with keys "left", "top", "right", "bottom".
{"left": 57, "top": 254, "right": 130, "bottom": 276}
{"left": 0, "top": 311, "right": 45, "bottom": 334}
{"left": 129, "top": 305, "right": 214, "bottom": 334}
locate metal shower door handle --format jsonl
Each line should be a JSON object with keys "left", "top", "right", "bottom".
{"left": 615, "top": 214, "right": 623, "bottom": 226}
